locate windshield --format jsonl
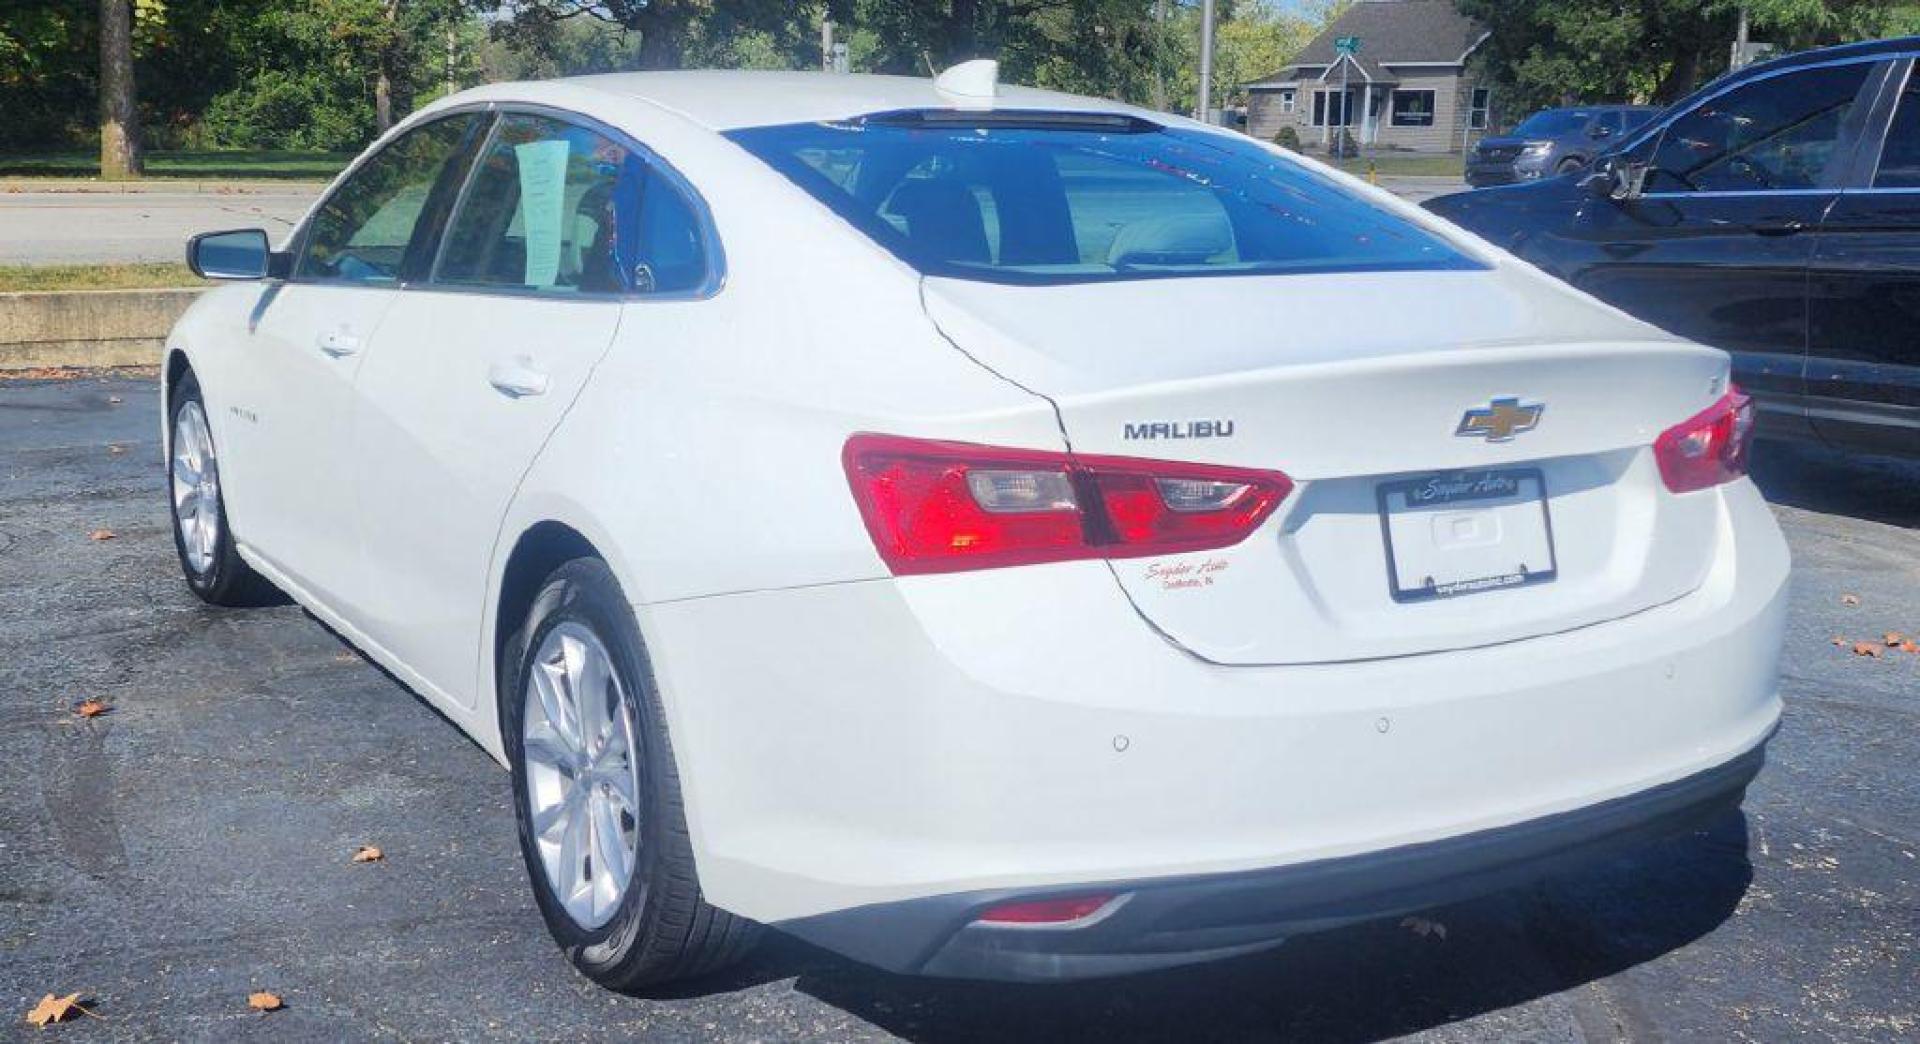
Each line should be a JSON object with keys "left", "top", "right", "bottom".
{"left": 1514, "top": 110, "right": 1595, "bottom": 137}
{"left": 725, "top": 115, "right": 1480, "bottom": 286}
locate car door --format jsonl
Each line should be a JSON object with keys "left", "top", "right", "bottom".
{"left": 343, "top": 110, "right": 713, "bottom": 709}
{"left": 225, "top": 112, "right": 487, "bottom": 606}
{"left": 1547, "top": 59, "right": 1886, "bottom": 439}
{"left": 1807, "top": 56, "right": 1920, "bottom": 455}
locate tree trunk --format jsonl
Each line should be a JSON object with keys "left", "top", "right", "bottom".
{"left": 636, "top": 15, "right": 685, "bottom": 70}
{"left": 98, "top": 0, "right": 142, "bottom": 180}
{"left": 376, "top": 69, "right": 394, "bottom": 133}
{"left": 375, "top": 0, "right": 400, "bottom": 136}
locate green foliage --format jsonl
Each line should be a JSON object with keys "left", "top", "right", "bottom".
{"left": 1459, "top": 0, "right": 1920, "bottom": 117}
{"left": 203, "top": 69, "right": 371, "bottom": 151}
{"left": 1273, "top": 124, "right": 1302, "bottom": 151}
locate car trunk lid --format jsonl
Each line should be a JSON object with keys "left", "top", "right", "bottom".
{"left": 921, "top": 266, "right": 1733, "bottom": 664}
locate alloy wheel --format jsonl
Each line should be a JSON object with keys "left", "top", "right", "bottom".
{"left": 522, "top": 622, "right": 644, "bottom": 929}
{"left": 170, "top": 400, "right": 222, "bottom": 576}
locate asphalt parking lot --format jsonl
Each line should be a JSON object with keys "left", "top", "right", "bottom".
{"left": 2, "top": 374, "right": 1915, "bottom": 1042}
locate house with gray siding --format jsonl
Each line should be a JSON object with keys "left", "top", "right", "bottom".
{"left": 1246, "top": 0, "right": 1493, "bottom": 153}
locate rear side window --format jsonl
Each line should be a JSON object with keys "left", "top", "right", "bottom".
{"left": 1874, "top": 75, "right": 1920, "bottom": 188}
{"left": 435, "top": 113, "right": 708, "bottom": 295}
{"left": 1643, "top": 62, "right": 1870, "bottom": 193}
{"left": 726, "top": 116, "right": 1478, "bottom": 285}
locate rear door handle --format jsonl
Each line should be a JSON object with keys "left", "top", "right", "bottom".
{"left": 1751, "top": 217, "right": 1807, "bottom": 237}
{"left": 488, "top": 362, "right": 550, "bottom": 398}
{"left": 317, "top": 330, "right": 360, "bottom": 357}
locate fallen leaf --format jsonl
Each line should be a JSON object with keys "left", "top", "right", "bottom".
{"left": 1841, "top": 594, "right": 1861, "bottom": 607}
{"left": 106, "top": 444, "right": 126, "bottom": 456}
{"left": 1886, "top": 632, "right": 1908, "bottom": 647}
{"left": 247, "top": 991, "right": 283, "bottom": 1012}
{"left": 350, "top": 845, "right": 383, "bottom": 864}
{"left": 73, "top": 699, "right": 110, "bottom": 718}
{"left": 1400, "top": 916, "right": 1448, "bottom": 940}
{"left": 331, "top": 652, "right": 358, "bottom": 664}
{"left": 1832, "top": 636, "right": 1848, "bottom": 647}
{"left": 87, "top": 528, "right": 115, "bottom": 542}
{"left": 1852, "top": 641, "right": 1884, "bottom": 658}
{"left": 1903, "top": 641, "right": 1919, "bottom": 654}
{"left": 106, "top": 396, "right": 123, "bottom": 405}
{"left": 24, "top": 993, "right": 90, "bottom": 1027}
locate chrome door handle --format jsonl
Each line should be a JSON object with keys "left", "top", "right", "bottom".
{"left": 317, "top": 330, "right": 360, "bottom": 357}
{"left": 488, "top": 362, "right": 550, "bottom": 398}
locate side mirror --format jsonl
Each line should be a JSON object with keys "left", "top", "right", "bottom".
{"left": 1581, "top": 160, "right": 1648, "bottom": 202}
{"left": 187, "top": 228, "right": 282, "bottom": 280}
{"left": 1587, "top": 123, "right": 1613, "bottom": 140}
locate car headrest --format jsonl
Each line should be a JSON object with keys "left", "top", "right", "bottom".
{"left": 886, "top": 179, "right": 991, "bottom": 265}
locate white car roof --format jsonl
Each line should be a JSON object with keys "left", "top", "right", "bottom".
{"left": 554, "top": 70, "right": 1152, "bottom": 132}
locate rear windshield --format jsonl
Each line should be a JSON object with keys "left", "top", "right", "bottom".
{"left": 725, "top": 115, "right": 1480, "bottom": 286}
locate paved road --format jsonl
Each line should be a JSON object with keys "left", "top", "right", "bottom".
{"left": 0, "top": 189, "right": 318, "bottom": 265}
{"left": 2, "top": 376, "right": 1914, "bottom": 1042}
{"left": 0, "top": 176, "right": 1457, "bottom": 267}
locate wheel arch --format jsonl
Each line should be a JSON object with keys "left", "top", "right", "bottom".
{"left": 492, "top": 519, "right": 602, "bottom": 710}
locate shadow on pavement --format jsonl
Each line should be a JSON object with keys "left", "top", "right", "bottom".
{"left": 1750, "top": 438, "right": 1920, "bottom": 529}
{"left": 668, "top": 811, "right": 1753, "bottom": 1043}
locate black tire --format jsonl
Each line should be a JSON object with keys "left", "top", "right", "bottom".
{"left": 167, "top": 371, "right": 277, "bottom": 606}
{"left": 502, "top": 557, "right": 759, "bottom": 990}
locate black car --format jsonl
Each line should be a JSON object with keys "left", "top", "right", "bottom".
{"left": 1427, "top": 38, "right": 1920, "bottom": 458}
{"left": 1465, "top": 105, "right": 1660, "bottom": 187}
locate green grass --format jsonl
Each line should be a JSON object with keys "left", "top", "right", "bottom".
{"left": 1323, "top": 152, "right": 1467, "bottom": 178}
{"left": 0, "top": 263, "right": 207, "bottom": 292}
{"left": 0, "top": 149, "right": 350, "bottom": 181}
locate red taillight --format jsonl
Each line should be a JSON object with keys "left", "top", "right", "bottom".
{"left": 976, "top": 893, "right": 1118, "bottom": 925}
{"left": 842, "top": 434, "right": 1292, "bottom": 575}
{"left": 1653, "top": 387, "right": 1756, "bottom": 494}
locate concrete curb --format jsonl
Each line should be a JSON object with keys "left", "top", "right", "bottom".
{"left": 0, "top": 287, "right": 203, "bottom": 369}
{"left": 0, "top": 178, "right": 330, "bottom": 194}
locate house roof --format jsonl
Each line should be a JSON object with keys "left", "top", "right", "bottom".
{"left": 1248, "top": 0, "right": 1487, "bottom": 87}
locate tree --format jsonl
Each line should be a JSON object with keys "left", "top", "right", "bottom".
{"left": 1458, "top": 0, "right": 1920, "bottom": 116}
{"left": 99, "top": 0, "right": 142, "bottom": 178}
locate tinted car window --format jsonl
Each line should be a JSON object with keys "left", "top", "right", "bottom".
{"left": 727, "top": 118, "right": 1478, "bottom": 285}
{"left": 1644, "top": 63, "right": 1869, "bottom": 192}
{"left": 1515, "top": 110, "right": 1594, "bottom": 137}
{"left": 1874, "top": 76, "right": 1920, "bottom": 188}
{"left": 435, "top": 114, "right": 707, "bottom": 295}
{"left": 298, "top": 114, "right": 482, "bottom": 284}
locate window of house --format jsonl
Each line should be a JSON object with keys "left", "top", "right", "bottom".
{"left": 1312, "top": 90, "right": 1352, "bottom": 128}
{"left": 1280, "top": 89, "right": 1296, "bottom": 114}
{"left": 1391, "top": 89, "right": 1435, "bottom": 127}
{"left": 1469, "top": 87, "right": 1492, "bottom": 131}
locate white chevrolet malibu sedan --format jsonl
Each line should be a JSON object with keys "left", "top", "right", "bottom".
{"left": 163, "top": 64, "right": 1788, "bottom": 988}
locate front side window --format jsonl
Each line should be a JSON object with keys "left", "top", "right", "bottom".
{"left": 435, "top": 114, "right": 707, "bottom": 295}
{"left": 1392, "top": 89, "right": 1436, "bottom": 127}
{"left": 1643, "top": 62, "right": 1871, "bottom": 193}
{"left": 726, "top": 115, "right": 1479, "bottom": 286}
{"left": 1873, "top": 74, "right": 1920, "bottom": 189}
{"left": 1515, "top": 110, "right": 1595, "bottom": 138}
{"left": 298, "top": 113, "right": 483, "bottom": 284}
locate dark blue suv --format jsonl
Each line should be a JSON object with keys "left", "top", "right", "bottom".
{"left": 1465, "top": 105, "right": 1659, "bottom": 187}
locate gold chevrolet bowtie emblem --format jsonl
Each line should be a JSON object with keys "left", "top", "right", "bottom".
{"left": 1455, "top": 398, "right": 1544, "bottom": 442}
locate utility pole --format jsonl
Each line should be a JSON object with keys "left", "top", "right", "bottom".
{"left": 822, "top": 17, "right": 834, "bottom": 72}
{"left": 1196, "top": 0, "right": 1216, "bottom": 123}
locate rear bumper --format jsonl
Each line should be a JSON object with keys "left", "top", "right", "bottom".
{"left": 778, "top": 740, "right": 1766, "bottom": 981}
{"left": 640, "top": 479, "right": 1788, "bottom": 971}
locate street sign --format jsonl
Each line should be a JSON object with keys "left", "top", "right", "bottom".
{"left": 1335, "top": 35, "right": 1361, "bottom": 55}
